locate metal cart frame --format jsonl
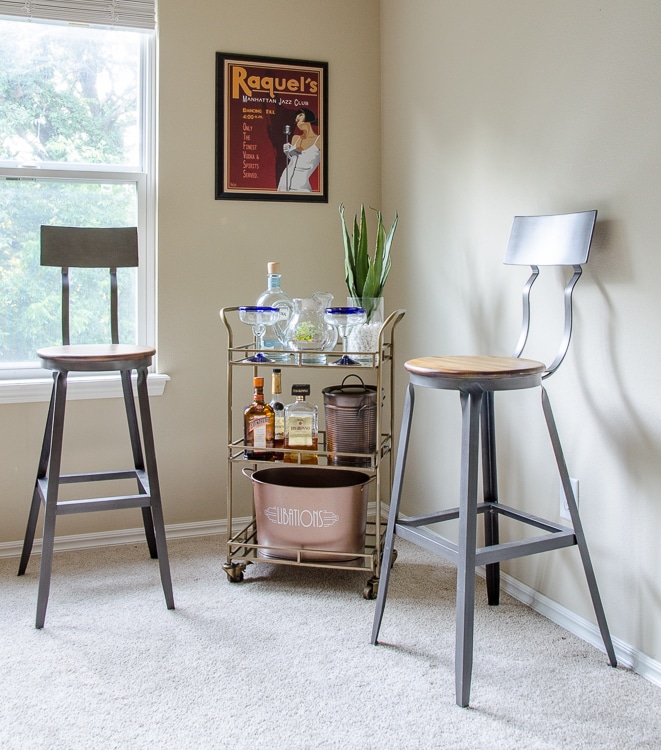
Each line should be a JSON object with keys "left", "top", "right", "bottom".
{"left": 220, "top": 306, "right": 405, "bottom": 598}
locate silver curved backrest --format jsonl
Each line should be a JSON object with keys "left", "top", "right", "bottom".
{"left": 505, "top": 210, "right": 597, "bottom": 378}
{"left": 40, "top": 225, "right": 139, "bottom": 346}
{"left": 505, "top": 211, "right": 596, "bottom": 266}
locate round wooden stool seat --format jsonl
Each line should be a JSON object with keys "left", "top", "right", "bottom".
{"left": 404, "top": 355, "right": 546, "bottom": 392}
{"left": 37, "top": 343, "right": 156, "bottom": 372}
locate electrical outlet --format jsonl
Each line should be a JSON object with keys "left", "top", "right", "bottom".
{"left": 559, "top": 477, "right": 579, "bottom": 521}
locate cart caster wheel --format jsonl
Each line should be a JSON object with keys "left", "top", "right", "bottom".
{"left": 223, "top": 561, "right": 246, "bottom": 583}
{"left": 363, "top": 576, "right": 379, "bottom": 600}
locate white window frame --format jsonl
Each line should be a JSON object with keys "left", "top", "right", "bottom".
{"left": 0, "top": 21, "right": 167, "bottom": 404}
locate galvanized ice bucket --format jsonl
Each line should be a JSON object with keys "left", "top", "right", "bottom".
{"left": 322, "top": 374, "right": 377, "bottom": 467}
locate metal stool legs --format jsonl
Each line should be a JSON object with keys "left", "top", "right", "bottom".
{"left": 481, "top": 391, "right": 500, "bottom": 606}
{"left": 134, "top": 366, "right": 174, "bottom": 610}
{"left": 371, "top": 382, "right": 415, "bottom": 645}
{"left": 121, "top": 368, "right": 158, "bottom": 558}
{"left": 371, "top": 384, "right": 486, "bottom": 705}
{"left": 18, "top": 367, "right": 174, "bottom": 628}
{"left": 454, "top": 388, "right": 481, "bottom": 707}
{"left": 372, "top": 380, "right": 616, "bottom": 707}
{"left": 541, "top": 386, "right": 616, "bottom": 668}
{"left": 18, "top": 371, "right": 67, "bottom": 628}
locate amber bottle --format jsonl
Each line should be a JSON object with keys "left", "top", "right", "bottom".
{"left": 244, "top": 376, "right": 275, "bottom": 460}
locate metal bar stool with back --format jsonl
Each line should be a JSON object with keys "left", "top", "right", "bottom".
{"left": 371, "top": 210, "right": 617, "bottom": 707}
{"left": 17, "top": 226, "right": 175, "bottom": 628}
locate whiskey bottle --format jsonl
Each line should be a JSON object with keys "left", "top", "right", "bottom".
{"left": 244, "top": 376, "right": 275, "bottom": 460}
{"left": 270, "top": 368, "right": 285, "bottom": 460}
{"left": 284, "top": 384, "right": 318, "bottom": 464}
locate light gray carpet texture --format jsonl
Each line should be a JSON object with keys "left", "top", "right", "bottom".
{"left": 1, "top": 535, "right": 659, "bottom": 749}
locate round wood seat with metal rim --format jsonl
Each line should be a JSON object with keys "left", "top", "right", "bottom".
{"left": 18, "top": 226, "right": 174, "bottom": 629}
{"left": 37, "top": 344, "right": 156, "bottom": 372}
{"left": 370, "top": 211, "right": 617, "bottom": 709}
{"left": 404, "top": 355, "right": 546, "bottom": 389}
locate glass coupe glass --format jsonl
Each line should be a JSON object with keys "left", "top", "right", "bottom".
{"left": 323, "top": 306, "right": 367, "bottom": 365}
{"left": 239, "top": 306, "right": 281, "bottom": 362}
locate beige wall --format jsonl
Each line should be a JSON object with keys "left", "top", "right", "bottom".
{"left": 0, "top": 0, "right": 382, "bottom": 539}
{"left": 381, "top": 0, "right": 661, "bottom": 665}
{"left": 3, "top": 0, "right": 660, "bottom": 677}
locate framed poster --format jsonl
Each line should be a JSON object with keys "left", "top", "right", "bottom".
{"left": 215, "top": 52, "right": 328, "bottom": 202}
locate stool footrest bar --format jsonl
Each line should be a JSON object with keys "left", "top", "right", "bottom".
{"left": 395, "top": 523, "right": 459, "bottom": 562}
{"left": 53, "top": 495, "right": 152, "bottom": 515}
{"left": 487, "top": 503, "right": 573, "bottom": 534}
{"left": 56, "top": 469, "right": 146, "bottom": 485}
{"left": 398, "top": 508, "right": 461, "bottom": 526}
{"left": 396, "top": 521, "right": 576, "bottom": 567}
{"left": 475, "top": 530, "right": 577, "bottom": 565}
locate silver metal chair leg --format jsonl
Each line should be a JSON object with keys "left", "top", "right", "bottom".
{"left": 541, "top": 386, "right": 617, "bottom": 667}
{"left": 371, "top": 381, "right": 415, "bottom": 645}
{"left": 455, "top": 389, "right": 482, "bottom": 707}
{"left": 481, "top": 391, "right": 500, "bottom": 605}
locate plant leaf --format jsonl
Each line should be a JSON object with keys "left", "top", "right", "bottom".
{"left": 380, "top": 211, "right": 398, "bottom": 289}
{"left": 340, "top": 203, "right": 358, "bottom": 297}
{"left": 339, "top": 202, "right": 397, "bottom": 301}
{"left": 355, "top": 205, "right": 369, "bottom": 296}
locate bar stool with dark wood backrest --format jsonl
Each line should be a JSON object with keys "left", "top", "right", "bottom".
{"left": 371, "top": 210, "right": 617, "bottom": 707}
{"left": 18, "top": 226, "right": 174, "bottom": 628}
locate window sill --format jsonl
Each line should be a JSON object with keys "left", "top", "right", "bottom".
{"left": 0, "top": 373, "right": 170, "bottom": 405}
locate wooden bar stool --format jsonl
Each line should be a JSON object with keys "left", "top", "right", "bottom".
{"left": 371, "top": 211, "right": 617, "bottom": 707}
{"left": 18, "top": 226, "right": 174, "bottom": 628}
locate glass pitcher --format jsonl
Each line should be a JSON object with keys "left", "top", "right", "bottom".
{"left": 280, "top": 292, "right": 338, "bottom": 363}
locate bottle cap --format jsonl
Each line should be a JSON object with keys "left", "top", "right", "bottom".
{"left": 291, "top": 383, "right": 310, "bottom": 397}
{"left": 267, "top": 262, "right": 280, "bottom": 274}
{"left": 254, "top": 377, "right": 264, "bottom": 387}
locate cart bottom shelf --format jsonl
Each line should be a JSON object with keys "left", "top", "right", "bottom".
{"left": 224, "top": 518, "right": 394, "bottom": 599}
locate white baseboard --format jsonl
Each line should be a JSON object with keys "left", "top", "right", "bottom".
{"left": 491, "top": 568, "right": 661, "bottom": 690}
{"left": 3, "top": 517, "right": 660, "bottom": 691}
{"left": 0, "top": 518, "right": 232, "bottom": 558}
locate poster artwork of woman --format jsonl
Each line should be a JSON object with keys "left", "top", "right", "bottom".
{"left": 277, "top": 108, "right": 321, "bottom": 192}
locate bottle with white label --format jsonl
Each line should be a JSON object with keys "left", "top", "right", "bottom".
{"left": 284, "top": 384, "right": 318, "bottom": 464}
{"left": 244, "top": 376, "right": 275, "bottom": 461}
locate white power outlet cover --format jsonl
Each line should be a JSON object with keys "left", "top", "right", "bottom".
{"left": 559, "top": 478, "right": 579, "bottom": 521}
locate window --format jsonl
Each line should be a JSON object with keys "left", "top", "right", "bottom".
{"left": 0, "top": 15, "right": 156, "bottom": 395}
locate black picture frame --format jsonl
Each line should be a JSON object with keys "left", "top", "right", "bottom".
{"left": 215, "top": 52, "right": 328, "bottom": 202}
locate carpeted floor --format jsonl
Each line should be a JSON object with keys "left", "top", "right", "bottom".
{"left": 1, "top": 535, "right": 659, "bottom": 749}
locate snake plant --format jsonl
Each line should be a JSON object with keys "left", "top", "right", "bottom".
{"left": 339, "top": 203, "right": 398, "bottom": 322}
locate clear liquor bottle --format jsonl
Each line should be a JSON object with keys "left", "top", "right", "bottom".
{"left": 244, "top": 376, "right": 275, "bottom": 461}
{"left": 284, "top": 383, "right": 318, "bottom": 465}
{"left": 255, "top": 261, "right": 292, "bottom": 357}
{"left": 269, "top": 368, "right": 285, "bottom": 460}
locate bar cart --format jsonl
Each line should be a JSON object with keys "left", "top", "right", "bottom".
{"left": 219, "top": 306, "right": 405, "bottom": 598}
